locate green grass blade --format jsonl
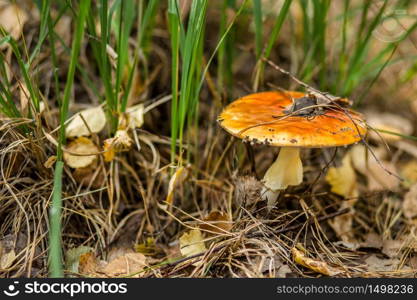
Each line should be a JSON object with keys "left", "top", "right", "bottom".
{"left": 252, "top": 0, "right": 263, "bottom": 59}
{"left": 49, "top": 0, "right": 91, "bottom": 278}
{"left": 253, "top": 0, "right": 292, "bottom": 90}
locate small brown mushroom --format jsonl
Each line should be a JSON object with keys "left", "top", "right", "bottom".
{"left": 218, "top": 91, "right": 367, "bottom": 208}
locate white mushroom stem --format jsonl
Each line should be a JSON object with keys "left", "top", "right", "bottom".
{"left": 262, "top": 147, "right": 303, "bottom": 209}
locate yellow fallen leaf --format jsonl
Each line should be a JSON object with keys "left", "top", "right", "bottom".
{"left": 291, "top": 247, "right": 343, "bottom": 276}
{"left": 102, "top": 129, "right": 132, "bottom": 162}
{"left": 166, "top": 166, "right": 188, "bottom": 205}
{"left": 63, "top": 137, "right": 99, "bottom": 168}
{"left": 66, "top": 106, "right": 106, "bottom": 138}
{"left": 0, "top": 3, "right": 27, "bottom": 41}
{"left": 179, "top": 229, "right": 206, "bottom": 258}
{"left": 325, "top": 154, "right": 358, "bottom": 198}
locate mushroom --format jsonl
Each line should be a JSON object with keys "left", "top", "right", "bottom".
{"left": 217, "top": 91, "right": 367, "bottom": 209}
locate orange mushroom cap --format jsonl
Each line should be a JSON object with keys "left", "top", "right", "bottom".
{"left": 218, "top": 91, "right": 367, "bottom": 148}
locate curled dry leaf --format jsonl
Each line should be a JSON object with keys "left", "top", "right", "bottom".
{"left": 43, "top": 155, "right": 57, "bottom": 168}
{"left": 199, "top": 211, "right": 232, "bottom": 234}
{"left": 0, "top": 2, "right": 28, "bottom": 41}
{"left": 102, "top": 129, "right": 132, "bottom": 162}
{"left": 63, "top": 137, "right": 99, "bottom": 169}
{"left": 291, "top": 248, "right": 343, "bottom": 276}
{"left": 166, "top": 166, "right": 189, "bottom": 205}
{"left": 179, "top": 229, "right": 206, "bottom": 259}
{"left": 350, "top": 145, "right": 400, "bottom": 191}
{"left": 65, "top": 106, "right": 106, "bottom": 138}
{"left": 403, "top": 183, "right": 417, "bottom": 219}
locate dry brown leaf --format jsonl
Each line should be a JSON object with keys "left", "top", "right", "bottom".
{"left": 66, "top": 106, "right": 106, "bottom": 138}
{"left": 291, "top": 247, "right": 343, "bottom": 276}
{"left": 72, "top": 163, "right": 105, "bottom": 188}
{"left": 328, "top": 203, "right": 357, "bottom": 245}
{"left": 101, "top": 252, "right": 146, "bottom": 277}
{"left": 126, "top": 104, "right": 144, "bottom": 129}
{"left": 326, "top": 154, "right": 358, "bottom": 198}
{"left": 74, "top": 248, "right": 147, "bottom": 277}
{"left": 408, "top": 255, "right": 417, "bottom": 270}
{"left": 78, "top": 252, "right": 98, "bottom": 275}
{"left": 382, "top": 239, "right": 404, "bottom": 258}
{"left": 179, "top": 229, "right": 206, "bottom": 259}
{"left": 102, "top": 129, "right": 132, "bottom": 162}
{"left": 277, "top": 264, "right": 292, "bottom": 278}
{"left": 360, "top": 232, "right": 383, "bottom": 249}
{"left": 0, "top": 3, "right": 27, "bottom": 41}
{"left": 403, "top": 183, "right": 417, "bottom": 219}
{"left": 326, "top": 154, "right": 358, "bottom": 244}
{"left": 65, "top": 245, "right": 95, "bottom": 275}
{"left": 364, "top": 255, "right": 403, "bottom": 272}
{"left": 63, "top": 137, "right": 99, "bottom": 168}
{"left": 199, "top": 211, "right": 232, "bottom": 234}
{"left": 166, "top": 166, "right": 189, "bottom": 205}
{"left": 350, "top": 145, "right": 400, "bottom": 191}
{"left": 0, "top": 248, "right": 15, "bottom": 269}
{"left": 366, "top": 112, "right": 413, "bottom": 142}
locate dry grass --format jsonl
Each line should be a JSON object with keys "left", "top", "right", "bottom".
{"left": 1, "top": 1, "right": 417, "bottom": 278}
